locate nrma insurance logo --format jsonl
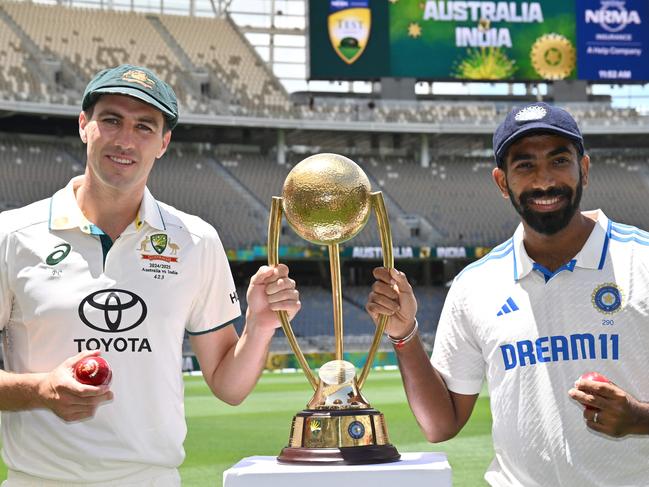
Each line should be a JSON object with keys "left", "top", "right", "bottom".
{"left": 585, "top": 1, "right": 642, "bottom": 33}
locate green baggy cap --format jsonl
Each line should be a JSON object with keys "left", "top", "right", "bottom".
{"left": 82, "top": 64, "right": 179, "bottom": 130}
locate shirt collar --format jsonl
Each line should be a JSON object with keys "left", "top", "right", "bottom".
{"left": 513, "top": 209, "right": 610, "bottom": 281}
{"left": 49, "top": 177, "right": 166, "bottom": 234}
{"left": 138, "top": 186, "right": 166, "bottom": 232}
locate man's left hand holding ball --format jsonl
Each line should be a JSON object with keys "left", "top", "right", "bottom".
{"left": 569, "top": 372, "right": 649, "bottom": 437}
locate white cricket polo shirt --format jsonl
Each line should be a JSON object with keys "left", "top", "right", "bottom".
{"left": 0, "top": 177, "right": 241, "bottom": 482}
{"left": 432, "top": 210, "right": 649, "bottom": 487}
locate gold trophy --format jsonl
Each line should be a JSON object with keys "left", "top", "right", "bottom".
{"left": 268, "top": 153, "right": 400, "bottom": 465}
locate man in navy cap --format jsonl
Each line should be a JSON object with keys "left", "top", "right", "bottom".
{"left": 0, "top": 65, "right": 300, "bottom": 485}
{"left": 367, "top": 102, "right": 649, "bottom": 486}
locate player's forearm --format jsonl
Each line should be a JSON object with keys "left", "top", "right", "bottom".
{"left": 0, "top": 370, "right": 48, "bottom": 411}
{"left": 394, "top": 335, "right": 464, "bottom": 442}
{"left": 627, "top": 399, "right": 649, "bottom": 435}
{"left": 206, "top": 324, "right": 274, "bottom": 406}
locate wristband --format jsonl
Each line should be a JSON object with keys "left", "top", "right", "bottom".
{"left": 387, "top": 319, "right": 418, "bottom": 350}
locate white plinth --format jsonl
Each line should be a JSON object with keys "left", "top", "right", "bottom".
{"left": 223, "top": 452, "right": 452, "bottom": 487}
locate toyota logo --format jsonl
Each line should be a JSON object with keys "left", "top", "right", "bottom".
{"left": 79, "top": 289, "right": 147, "bottom": 333}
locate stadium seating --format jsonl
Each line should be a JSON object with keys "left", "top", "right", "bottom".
{"left": 359, "top": 155, "right": 520, "bottom": 245}
{"left": 146, "top": 146, "right": 268, "bottom": 248}
{"left": 0, "top": 1, "right": 292, "bottom": 117}
{"left": 0, "top": 11, "right": 44, "bottom": 102}
{"left": 1, "top": 1, "right": 190, "bottom": 103}
{"left": 235, "top": 284, "right": 444, "bottom": 353}
{"left": 583, "top": 151, "right": 649, "bottom": 230}
{"left": 158, "top": 15, "right": 293, "bottom": 117}
{"left": 221, "top": 151, "right": 413, "bottom": 246}
{"left": 3, "top": 134, "right": 649, "bottom": 247}
{"left": 1, "top": 2, "right": 647, "bottom": 129}
{"left": 0, "top": 135, "right": 82, "bottom": 205}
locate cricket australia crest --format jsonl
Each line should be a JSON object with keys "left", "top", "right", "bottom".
{"left": 150, "top": 233, "right": 168, "bottom": 254}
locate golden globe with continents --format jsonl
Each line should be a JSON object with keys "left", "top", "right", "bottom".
{"left": 267, "top": 152, "right": 400, "bottom": 464}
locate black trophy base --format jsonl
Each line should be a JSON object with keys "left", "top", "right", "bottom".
{"left": 277, "top": 444, "right": 401, "bottom": 465}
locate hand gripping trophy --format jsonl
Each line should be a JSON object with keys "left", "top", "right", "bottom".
{"left": 268, "top": 153, "right": 400, "bottom": 464}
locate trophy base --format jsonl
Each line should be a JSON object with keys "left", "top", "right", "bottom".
{"left": 277, "top": 408, "right": 400, "bottom": 465}
{"left": 278, "top": 444, "right": 401, "bottom": 465}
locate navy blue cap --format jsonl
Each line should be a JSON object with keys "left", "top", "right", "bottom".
{"left": 493, "top": 102, "right": 583, "bottom": 167}
{"left": 82, "top": 64, "right": 178, "bottom": 130}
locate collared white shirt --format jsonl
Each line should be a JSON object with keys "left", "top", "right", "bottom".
{"left": 0, "top": 177, "right": 241, "bottom": 482}
{"left": 432, "top": 210, "right": 649, "bottom": 487}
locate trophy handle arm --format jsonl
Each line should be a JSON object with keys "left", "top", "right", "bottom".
{"left": 358, "top": 192, "right": 394, "bottom": 390}
{"left": 269, "top": 197, "right": 319, "bottom": 390}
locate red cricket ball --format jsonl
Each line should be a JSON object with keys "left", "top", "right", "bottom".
{"left": 74, "top": 356, "right": 112, "bottom": 386}
{"left": 579, "top": 372, "right": 609, "bottom": 410}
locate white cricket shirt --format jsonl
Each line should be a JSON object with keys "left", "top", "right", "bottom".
{"left": 0, "top": 177, "right": 241, "bottom": 482}
{"left": 432, "top": 210, "right": 649, "bottom": 486}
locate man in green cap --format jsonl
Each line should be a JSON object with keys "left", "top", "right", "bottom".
{"left": 0, "top": 65, "right": 300, "bottom": 485}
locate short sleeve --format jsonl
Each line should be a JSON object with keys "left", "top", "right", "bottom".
{"left": 430, "top": 279, "right": 485, "bottom": 395}
{"left": 186, "top": 226, "right": 241, "bottom": 334}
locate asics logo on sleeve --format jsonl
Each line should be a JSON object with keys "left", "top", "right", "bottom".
{"left": 46, "top": 243, "right": 71, "bottom": 265}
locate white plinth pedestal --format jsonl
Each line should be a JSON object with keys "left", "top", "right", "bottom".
{"left": 223, "top": 452, "right": 452, "bottom": 487}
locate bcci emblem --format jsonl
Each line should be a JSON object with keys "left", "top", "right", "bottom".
{"left": 515, "top": 105, "right": 547, "bottom": 122}
{"left": 347, "top": 420, "right": 365, "bottom": 440}
{"left": 592, "top": 283, "right": 623, "bottom": 314}
{"left": 328, "top": 0, "right": 371, "bottom": 65}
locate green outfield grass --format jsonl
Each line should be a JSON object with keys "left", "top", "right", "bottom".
{"left": 181, "top": 369, "right": 493, "bottom": 486}
{"left": 0, "top": 370, "right": 494, "bottom": 485}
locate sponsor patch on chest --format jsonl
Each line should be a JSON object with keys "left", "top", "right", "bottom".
{"left": 137, "top": 233, "right": 181, "bottom": 280}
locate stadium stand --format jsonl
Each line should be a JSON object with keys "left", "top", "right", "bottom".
{"left": 1, "top": 1, "right": 190, "bottom": 103}
{"left": 0, "top": 10, "right": 45, "bottom": 103}
{"left": 250, "top": 284, "right": 442, "bottom": 353}
{"left": 146, "top": 146, "right": 268, "bottom": 248}
{"left": 1, "top": 1, "right": 646, "bottom": 130}
{"left": 299, "top": 99, "right": 501, "bottom": 125}
{"left": 359, "top": 155, "right": 520, "bottom": 245}
{"left": 1, "top": 0, "right": 649, "bottom": 360}
{"left": 220, "top": 151, "right": 415, "bottom": 246}
{"left": 158, "top": 14, "right": 293, "bottom": 117}
{"left": 583, "top": 151, "right": 649, "bottom": 230}
{"left": 0, "top": 135, "right": 82, "bottom": 206}
{"left": 3, "top": 133, "right": 649, "bottom": 248}
{"left": 0, "top": 1, "right": 292, "bottom": 117}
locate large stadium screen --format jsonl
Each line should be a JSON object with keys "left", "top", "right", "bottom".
{"left": 576, "top": 0, "right": 649, "bottom": 82}
{"left": 308, "top": 0, "right": 649, "bottom": 82}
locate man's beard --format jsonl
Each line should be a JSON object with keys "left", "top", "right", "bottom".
{"left": 508, "top": 175, "right": 583, "bottom": 235}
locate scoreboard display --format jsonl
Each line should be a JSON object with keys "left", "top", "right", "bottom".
{"left": 308, "top": 0, "right": 649, "bottom": 82}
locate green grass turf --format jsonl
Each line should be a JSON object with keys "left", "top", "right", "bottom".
{"left": 0, "top": 370, "right": 494, "bottom": 485}
{"left": 181, "top": 370, "right": 493, "bottom": 486}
